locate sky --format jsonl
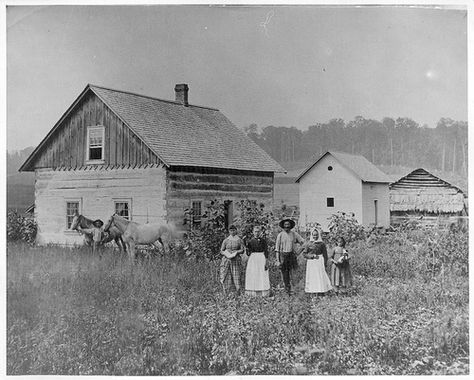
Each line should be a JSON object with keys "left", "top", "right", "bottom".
{"left": 6, "top": 4, "right": 468, "bottom": 152}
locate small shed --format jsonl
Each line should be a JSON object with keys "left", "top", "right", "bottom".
{"left": 389, "top": 168, "right": 467, "bottom": 226}
{"left": 296, "top": 151, "right": 391, "bottom": 230}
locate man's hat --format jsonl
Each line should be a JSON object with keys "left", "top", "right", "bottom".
{"left": 279, "top": 218, "right": 296, "bottom": 229}
{"left": 93, "top": 219, "right": 104, "bottom": 228}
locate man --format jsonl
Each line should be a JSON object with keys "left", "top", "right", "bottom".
{"left": 78, "top": 219, "right": 104, "bottom": 254}
{"left": 275, "top": 218, "right": 305, "bottom": 295}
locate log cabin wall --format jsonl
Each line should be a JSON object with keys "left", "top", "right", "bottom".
{"left": 166, "top": 166, "right": 274, "bottom": 225}
{"left": 33, "top": 91, "right": 161, "bottom": 169}
{"left": 34, "top": 165, "right": 167, "bottom": 245}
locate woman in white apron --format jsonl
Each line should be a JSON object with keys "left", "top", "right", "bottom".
{"left": 303, "top": 228, "right": 332, "bottom": 295}
{"left": 245, "top": 225, "right": 271, "bottom": 297}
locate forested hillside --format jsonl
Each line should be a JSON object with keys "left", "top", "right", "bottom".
{"left": 6, "top": 115, "right": 468, "bottom": 212}
{"left": 7, "top": 147, "right": 35, "bottom": 212}
{"left": 245, "top": 117, "right": 468, "bottom": 177}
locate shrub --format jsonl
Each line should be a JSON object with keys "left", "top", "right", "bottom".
{"left": 351, "top": 227, "right": 468, "bottom": 280}
{"left": 326, "top": 212, "right": 365, "bottom": 246}
{"left": 7, "top": 211, "right": 37, "bottom": 244}
{"left": 185, "top": 200, "right": 228, "bottom": 261}
{"left": 233, "top": 199, "right": 279, "bottom": 250}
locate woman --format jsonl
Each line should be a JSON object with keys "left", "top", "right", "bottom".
{"left": 302, "top": 228, "right": 332, "bottom": 296}
{"left": 220, "top": 225, "right": 245, "bottom": 296}
{"left": 245, "top": 225, "right": 271, "bottom": 297}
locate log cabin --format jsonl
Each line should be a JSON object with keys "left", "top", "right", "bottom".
{"left": 296, "top": 151, "right": 391, "bottom": 230}
{"left": 20, "top": 84, "right": 284, "bottom": 245}
{"left": 389, "top": 168, "right": 467, "bottom": 227}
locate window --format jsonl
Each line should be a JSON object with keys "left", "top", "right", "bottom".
{"left": 115, "top": 201, "right": 131, "bottom": 220}
{"left": 86, "top": 126, "right": 105, "bottom": 162}
{"left": 328, "top": 166, "right": 333, "bottom": 171}
{"left": 327, "top": 197, "right": 334, "bottom": 207}
{"left": 192, "top": 201, "right": 202, "bottom": 226}
{"left": 66, "top": 201, "right": 80, "bottom": 229}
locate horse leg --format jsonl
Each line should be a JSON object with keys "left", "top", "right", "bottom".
{"left": 114, "top": 236, "right": 124, "bottom": 253}
{"left": 151, "top": 241, "right": 163, "bottom": 256}
{"left": 128, "top": 240, "right": 136, "bottom": 261}
{"left": 120, "top": 236, "right": 127, "bottom": 253}
{"left": 157, "top": 237, "right": 170, "bottom": 255}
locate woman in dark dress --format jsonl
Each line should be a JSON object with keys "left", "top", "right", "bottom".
{"left": 244, "top": 225, "right": 271, "bottom": 297}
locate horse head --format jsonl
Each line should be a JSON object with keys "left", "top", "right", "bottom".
{"left": 103, "top": 214, "right": 115, "bottom": 233}
{"left": 70, "top": 214, "right": 81, "bottom": 230}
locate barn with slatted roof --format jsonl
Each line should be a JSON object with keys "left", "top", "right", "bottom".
{"left": 20, "top": 83, "right": 284, "bottom": 245}
{"left": 389, "top": 168, "right": 467, "bottom": 225}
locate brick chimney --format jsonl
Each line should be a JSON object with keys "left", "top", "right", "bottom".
{"left": 174, "top": 84, "right": 189, "bottom": 106}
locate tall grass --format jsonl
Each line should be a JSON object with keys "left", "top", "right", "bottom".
{"left": 7, "top": 230, "right": 469, "bottom": 375}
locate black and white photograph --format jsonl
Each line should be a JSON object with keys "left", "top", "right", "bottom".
{"left": 4, "top": 1, "right": 470, "bottom": 376}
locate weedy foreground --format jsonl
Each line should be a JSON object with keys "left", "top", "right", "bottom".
{"left": 7, "top": 228, "right": 469, "bottom": 375}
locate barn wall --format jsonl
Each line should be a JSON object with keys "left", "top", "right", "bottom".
{"left": 34, "top": 165, "right": 166, "bottom": 245}
{"left": 361, "top": 182, "right": 390, "bottom": 227}
{"left": 32, "top": 91, "right": 160, "bottom": 169}
{"left": 298, "top": 154, "right": 362, "bottom": 230}
{"left": 166, "top": 167, "right": 274, "bottom": 225}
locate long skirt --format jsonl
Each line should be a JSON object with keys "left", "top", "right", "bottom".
{"left": 220, "top": 256, "right": 241, "bottom": 293}
{"left": 305, "top": 258, "right": 332, "bottom": 293}
{"left": 331, "top": 263, "right": 353, "bottom": 287}
{"left": 245, "top": 252, "right": 270, "bottom": 297}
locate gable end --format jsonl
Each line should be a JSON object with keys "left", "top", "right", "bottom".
{"left": 20, "top": 86, "right": 164, "bottom": 171}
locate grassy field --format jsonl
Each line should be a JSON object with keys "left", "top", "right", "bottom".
{"left": 7, "top": 230, "right": 469, "bottom": 375}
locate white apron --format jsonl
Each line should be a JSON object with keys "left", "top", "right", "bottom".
{"left": 305, "top": 257, "right": 332, "bottom": 293}
{"left": 245, "top": 252, "right": 270, "bottom": 296}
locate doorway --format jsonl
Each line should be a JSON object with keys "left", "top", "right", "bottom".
{"left": 224, "top": 200, "right": 233, "bottom": 229}
{"left": 374, "top": 200, "right": 378, "bottom": 225}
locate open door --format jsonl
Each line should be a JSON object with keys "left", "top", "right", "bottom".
{"left": 224, "top": 200, "right": 234, "bottom": 229}
{"left": 374, "top": 200, "right": 378, "bottom": 225}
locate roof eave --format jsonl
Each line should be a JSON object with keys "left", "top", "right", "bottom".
{"left": 295, "top": 151, "right": 330, "bottom": 183}
{"left": 19, "top": 84, "right": 94, "bottom": 172}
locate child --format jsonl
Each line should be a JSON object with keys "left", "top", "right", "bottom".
{"left": 245, "top": 225, "right": 271, "bottom": 297}
{"left": 330, "top": 237, "right": 352, "bottom": 294}
{"left": 302, "top": 228, "right": 332, "bottom": 296}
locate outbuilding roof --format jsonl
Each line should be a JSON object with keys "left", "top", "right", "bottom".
{"left": 295, "top": 151, "right": 391, "bottom": 183}
{"left": 389, "top": 168, "right": 466, "bottom": 214}
{"left": 21, "top": 84, "right": 285, "bottom": 173}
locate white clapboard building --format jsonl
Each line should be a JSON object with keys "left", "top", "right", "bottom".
{"left": 296, "top": 151, "right": 391, "bottom": 230}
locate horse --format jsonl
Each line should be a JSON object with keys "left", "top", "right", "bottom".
{"left": 104, "top": 213, "right": 182, "bottom": 260}
{"left": 70, "top": 213, "right": 126, "bottom": 253}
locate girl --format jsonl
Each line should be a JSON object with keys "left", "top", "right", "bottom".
{"left": 220, "top": 225, "right": 245, "bottom": 296}
{"left": 303, "top": 228, "right": 332, "bottom": 296}
{"left": 245, "top": 225, "right": 271, "bottom": 297}
{"left": 330, "top": 237, "right": 352, "bottom": 294}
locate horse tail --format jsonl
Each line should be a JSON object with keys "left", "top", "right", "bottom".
{"left": 167, "top": 222, "right": 185, "bottom": 240}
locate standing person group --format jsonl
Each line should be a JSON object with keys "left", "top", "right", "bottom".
{"left": 219, "top": 218, "right": 353, "bottom": 298}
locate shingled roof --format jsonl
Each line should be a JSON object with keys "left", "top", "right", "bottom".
{"left": 91, "top": 85, "right": 284, "bottom": 172}
{"left": 21, "top": 84, "right": 284, "bottom": 173}
{"left": 296, "top": 151, "right": 391, "bottom": 183}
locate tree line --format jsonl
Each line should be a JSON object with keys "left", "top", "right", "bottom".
{"left": 245, "top": 117, "right": 468, "bottom": 175}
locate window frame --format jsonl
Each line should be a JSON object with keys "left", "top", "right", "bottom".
{"left": 326, "top": 197, "right": 335, "bottom": 208}
{"left": 191, "top": 199, "right": 203, "bottom": 228}
{"left": 114, "top": 198, "right": 132, "bottom": 220}
{"left": 65, "top": 198, "right": 82, "bottom": 231}
{"left": 86, "top": 125, "right": 105, "bottom": 164}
